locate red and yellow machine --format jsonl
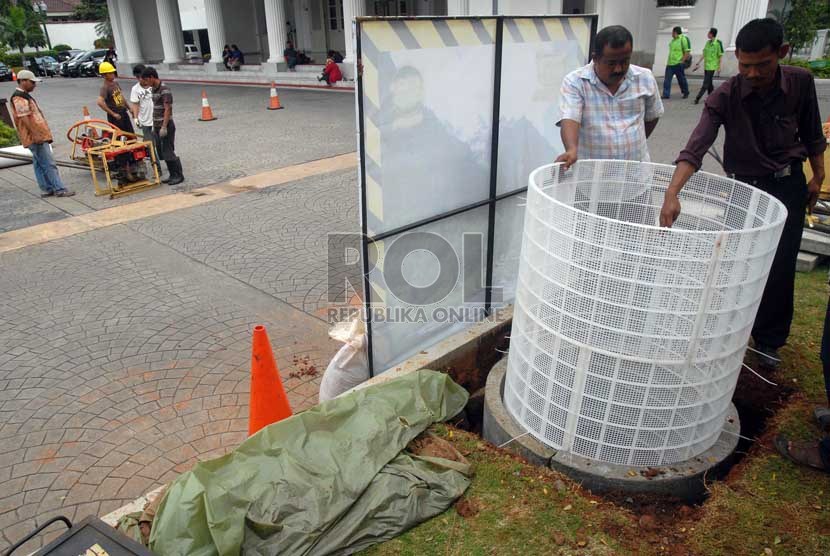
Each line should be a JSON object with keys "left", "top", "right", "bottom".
{"left": 66, "top": 119, "right": 161, "bottom": 199}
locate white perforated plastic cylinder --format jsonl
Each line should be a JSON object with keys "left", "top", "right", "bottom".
{"left": 504, "top": 160, "right": 787, "bottom": 466}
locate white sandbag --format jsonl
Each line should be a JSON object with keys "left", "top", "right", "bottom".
{"left": 319, "top": 318, "right": 369, "bottom": 402}
{"left": 0, "top": 145, "right": 32, "bottom": 168}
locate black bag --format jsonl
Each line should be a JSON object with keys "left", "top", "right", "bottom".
{"left": 682, "top": 35, "right": 692, "bottom": 69}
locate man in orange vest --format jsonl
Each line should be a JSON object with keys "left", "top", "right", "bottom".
{"left": 10, "top": 70, "right": 75, "bottom": 197}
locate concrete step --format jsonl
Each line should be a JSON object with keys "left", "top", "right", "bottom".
{"left": 797, "top": 251, "right": 823, "bottom": 272}
{"left": 801, "top": 228, "right": 830, "bottom": 256}
{"left": 294, "top": 64, "right": 325, "bottom": 73}
{"left": 155, "top": 68, "right": 353, "bottom": 90}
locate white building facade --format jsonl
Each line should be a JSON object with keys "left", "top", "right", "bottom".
{"left": 106, "top": 0, "right": 792, "bottom": 79}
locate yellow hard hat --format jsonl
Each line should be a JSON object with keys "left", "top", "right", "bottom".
{"left": 98, "top": 61, "right": 116, "bottom": 74}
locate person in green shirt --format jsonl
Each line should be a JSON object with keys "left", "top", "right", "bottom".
{"left": 693, "top": 27, "right": 724, "bottom": 104}
{"left": 662, "top": 26, "right": 691, "bottom": 99}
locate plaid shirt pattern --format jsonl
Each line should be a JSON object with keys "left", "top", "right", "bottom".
{"left": 558, "top": 63, "right": 664, "bottom": 162}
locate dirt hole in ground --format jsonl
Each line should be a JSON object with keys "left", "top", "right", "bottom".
{"left": 450, "top": 349, "right": 795, "bottom": 522}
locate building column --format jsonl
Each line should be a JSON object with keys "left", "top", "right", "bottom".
{"left": 106, "top": 0, "right": 126, "bottom": 62}
{"left": 264, "top": 0, "right": 288, "bottom": 65}
{"left": 116, "top": 0, "right": 143, "bottom": 63}
{"left": 729, "top": 0, "right": 768, "bottom": 49}
{"left": 447, "top": 0, "right": 469, "bottom": 15}
{"left": 343, "top": 0, "right": 366, "bottom": 64}
{"left": 293, "top": 0, "right": 313, "bottom": 52}
{"left": 156, "top": 0, "right": 185, "bottom": 64}
{"left": 204, "top": 0, "right": 227, "bottom": 70}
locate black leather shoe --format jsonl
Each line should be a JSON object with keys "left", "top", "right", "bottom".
{"left": 755, "top": 344, "right": 780, "bottom": 370}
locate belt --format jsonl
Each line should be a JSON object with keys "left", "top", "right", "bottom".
{"left": 729, "top": 162, "right": 798, "bottom": 185}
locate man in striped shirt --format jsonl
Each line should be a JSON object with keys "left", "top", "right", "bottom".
{"left": 555, "top": 25, "right": 664, "bottom": 168}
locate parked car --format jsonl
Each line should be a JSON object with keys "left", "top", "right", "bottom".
{"left": 55, "top": 49, "right": 83, "bottom": 63}
{"left": 61, "top": 49, "right": 107, "bottom": 78}
{"left": 31, "top": 56, "right": 59, "bottom": 76}
{"left": 80, "top": 49, "right": 108, "bottom": 77}
{"left": 0, "top": 63, "right": 11, "bottom": 82}
{"left": 59, "top": 51, "right": 86, "bottom": 77}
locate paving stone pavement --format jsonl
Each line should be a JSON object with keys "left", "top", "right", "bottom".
{"left": 0, "top": 172, "right": 356, "bottom": 552}
{"left": 130, "top": 169, "right": 359, "bottom": 316}
{"left": 0, "top": 79, "right": 356, "bottom": 233}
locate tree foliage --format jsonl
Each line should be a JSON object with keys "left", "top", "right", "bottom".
{"left": 770, "top": 0, "right": 827, "bottom": 60}
{"left": 0, "top": 5, "right": 45, "bottom": 58}
{"left": 72, "top": 0, "right": 112, "bottom": 41}
{"left": 95, "top": 18, "right": 112, "bottom": 41}
{"left": 818, "top": 0, "right": 830, "bottom": 28}
{"left": 73, "top": 0, "right": 108, "bottom": 21}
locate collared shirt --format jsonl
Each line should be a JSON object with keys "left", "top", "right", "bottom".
{"left": 151, "top": 81, "right": 173, "bottom": 127}
{"left": 558, "top": 63, "right": 664, "bottom": 162}
{"left": 129, "top": 82, "right": 154, "bottom": 127}
{"left": 702, "top": 39, "right": 723, "bottom": 71}
{"left": 668, "top": 35, "right": 690, "bottom": 66}
{"left": 676, "top": 65, "right": 826, "bottom": 176}
{"left": 10, "top": 88, "right": 52, "bottom": 148}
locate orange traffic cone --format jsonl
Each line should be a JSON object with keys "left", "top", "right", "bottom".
{"left": 198, "top": 90, "right": 216, "bottom": 121}
{"left": 267, "top": 82, "right": 283, "bottom": 110}
{"left": 82, "top": 106, "right": 98, "bottom": 138}
{"left": 248, "top": 325, "right": 292, "bottom": 436}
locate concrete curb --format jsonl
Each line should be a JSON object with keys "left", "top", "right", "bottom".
{"left": 483, "top": 357, "right": 740, "bottom": 503}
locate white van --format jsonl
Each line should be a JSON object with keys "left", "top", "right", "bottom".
{"left": 184, "top": 44, "right": 201, "bottom": 61}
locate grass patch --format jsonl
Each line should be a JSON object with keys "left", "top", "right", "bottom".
{"left": 364, "top": 269, "right": 830, "bottom": 555}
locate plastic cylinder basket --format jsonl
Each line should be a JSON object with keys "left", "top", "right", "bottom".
{"left": 504, "top": 160, "right": 787, "bottom": 467}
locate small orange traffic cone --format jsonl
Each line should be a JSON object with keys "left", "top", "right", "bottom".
{"left": 248, "top": 325, "right": 292, "bottom": 436}
{"left": 267, "top": 82, "right": 283, "bottom": 110}
{"left": 198, "top": 90, "right": 216, "bottom": 121}
{"left": 82, "top": 106, "right": 98, "bottom": 138}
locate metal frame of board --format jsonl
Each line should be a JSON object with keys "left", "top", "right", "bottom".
{"left": 356, "top": 14, "right": 598, "bottom": 377}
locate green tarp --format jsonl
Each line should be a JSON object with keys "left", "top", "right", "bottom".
{"left": 149, "top": 370, "right": 470, "bottom": 555}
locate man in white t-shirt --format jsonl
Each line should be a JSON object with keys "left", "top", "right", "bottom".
{"left": 129, "top": 64, "right": 162, "bottom": 179}
{"left": 129, "top": 64, "right": 154, "bottom": 139}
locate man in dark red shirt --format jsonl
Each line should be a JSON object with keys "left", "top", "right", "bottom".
{"left": 659, "top": 18, "right": 826, "bottom": 369}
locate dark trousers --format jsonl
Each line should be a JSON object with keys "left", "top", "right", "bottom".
{"left": 108, "top": 111, "right": 134, "bottom": 134}
{"left": 747, "top": 167, "right": 807, "bottom": 350}
{"left": 821, "top": 297, "right": 830, "bottom": 405}
{"left": 662, "top": 64, "right": 689, "bottom": 98}
{"left": 152, "top": 120, "right": 177, "bottom": 162}
{"left": 695, "top": 70, "right": 715, "bottom": 101}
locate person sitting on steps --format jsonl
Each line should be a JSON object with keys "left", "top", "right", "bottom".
{"left": 318, "top": 58, "right": 342, "bottom": 86}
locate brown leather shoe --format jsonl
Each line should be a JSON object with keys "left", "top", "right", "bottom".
{"left": 775, "top": 435, "right": 830, "bottom": 473}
